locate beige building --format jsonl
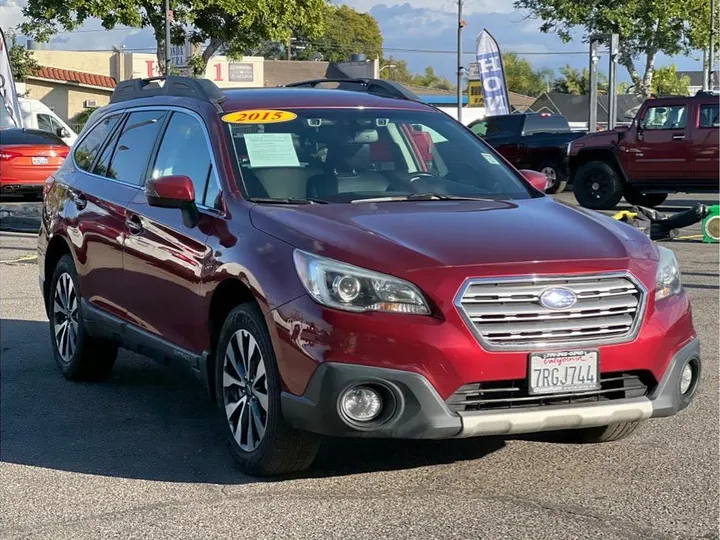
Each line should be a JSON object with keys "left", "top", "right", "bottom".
{"left": 23, "top": 49, "right": 265, "bottom": 124}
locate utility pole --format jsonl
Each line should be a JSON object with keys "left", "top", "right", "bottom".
{"left": 456, "top": 0, "right": 464, "bottom": 122}
{"left": 710, "top": 0, "right": 716, "bottom": 90}
{"left": 588, "top": 39, "right": 599, "bottom": 133}
{"left": 608, "top": 34, "right": 619, "bottom": 130}
{"left": 164, "top": 0, "right": 171, "bottom": 75}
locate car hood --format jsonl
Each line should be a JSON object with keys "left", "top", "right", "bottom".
{"left": 249, "top": 197, "right": 657, "bottom": 276}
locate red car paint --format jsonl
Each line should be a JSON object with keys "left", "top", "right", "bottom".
{"left": 37, "top": 85, "right": 696, "bottom": 420}
{"left": 1, "top": 129, "right": 68, "bottom": 192}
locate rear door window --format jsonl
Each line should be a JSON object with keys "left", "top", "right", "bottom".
{"left": 150, "top": 112, "right": 218, "bottom": 207}
{"left": 74, "top": 114, "right": 121, "bottom": 171}
{"left": 699, "top": 104, "right": 719, "bottom": 128}
{"left": 106, "top": 111, "right": 166, "bottom": 185}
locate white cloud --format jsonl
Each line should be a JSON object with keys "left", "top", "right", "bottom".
{"left": 0, "top": 0, "right": 27, "bottom": 32}
{"left": 342, "top": 0, "right": 515, "bottom": 15}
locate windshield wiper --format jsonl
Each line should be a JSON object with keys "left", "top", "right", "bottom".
{"left": 248, "top": 197, "right": 329, "bottom": 205}
{"left": 351, "top": 193, "right": 499, "bottom": 203}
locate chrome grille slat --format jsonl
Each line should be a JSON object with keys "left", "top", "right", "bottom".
{"left": 446, "top": 372, "right": 655, "bottom": 412}
{"left": 456, "top": 273, "right": 646, "bottom": 350}
{"left": 464, "top": 295, "right": 638, "bottom": 318}
{"left": 455, "top": 385, "right": 647, "bottom": 406}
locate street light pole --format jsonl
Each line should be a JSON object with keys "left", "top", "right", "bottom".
{"left": 164, "top": 0, "right": 171, "bottom": 75}
{"left": 710, "top": 0, "right": 716, "bottom": 90}
{"left": 456, "top": 0, "right": 464, "bottom": 122}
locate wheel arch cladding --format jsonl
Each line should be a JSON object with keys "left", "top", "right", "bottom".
{"left": 44, "top": 236, "right": 73, "bottom": 315}
{"left": 573, "top": 149, "right": 627, "bottom": 182}
{"left": 207, "top": 278, "right": 259, "bottom": 401}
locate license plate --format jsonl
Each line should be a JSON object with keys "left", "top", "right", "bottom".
{"left": 529, "top": 350, "right": 599, "bottom": 395}
{"left": 32, "top": 157, "right": 49, "bottom": 165}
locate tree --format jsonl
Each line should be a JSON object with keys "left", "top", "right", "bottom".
{"left": 552, "top": 65, "right": 608, "bottom": 94}
{"left": 6, "top": 33, "right": 40, "bottom": 83}
{"left": 380, "top": 57, "right": 455, "bottom": 91}
{"left": 513, "top": 0, "right": 717, "bottom": 97}
{"left": 296, "top": 4, "right": 383, "bottom": 62}
{"left": 21, "top": 0, "right": 327, "bottom": 76}
{"left": 651, "top": 64, "right": 690, "bottom": 96}
{"left": 502, "top": 52, "right": 554, "bottom": 96}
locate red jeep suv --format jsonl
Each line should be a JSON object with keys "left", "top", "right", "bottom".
{"left": 38, "top": 77, "right": 701, "bottom": 476}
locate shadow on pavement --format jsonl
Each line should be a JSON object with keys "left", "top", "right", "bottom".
{"left": 0, "top": 319, "right": 505, "bottom": 484}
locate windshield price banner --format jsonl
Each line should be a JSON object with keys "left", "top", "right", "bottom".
{"left": 475, "top": 30, "right": 511, "bottom": 117}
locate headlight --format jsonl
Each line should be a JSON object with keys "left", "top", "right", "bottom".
{"left": 655, "top": 246, "right": 682, "bottom": 301}
{"left": 293, "top": 250, "right": 430, "bottom": 315}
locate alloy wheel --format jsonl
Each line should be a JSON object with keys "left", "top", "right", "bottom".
{"left": 540, "top": 166, "right": 557, "bottom": 189}
{"left": 222, "top": 329, "right": 269, "bottom": 452}
{"left": 53, "top": 273, "right": 79, "bottom": 363}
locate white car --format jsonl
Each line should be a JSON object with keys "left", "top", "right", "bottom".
{"left": 18, "top": 98, "right": 78, "bottom": 146}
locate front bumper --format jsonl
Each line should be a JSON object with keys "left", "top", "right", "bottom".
{"left": 281, "top": 338, "right": 700, "bottom": 439}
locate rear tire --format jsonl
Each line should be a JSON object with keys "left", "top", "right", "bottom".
{"left": 623, "top": 187, "right": 668, "bottom": 208}
{"left": 48, "top": 254, "right": 118, "bottom": 380}
{"left": 573, "top": 161, "right": 624, "bottom": 210}
{"left": 567, "top": 421, "right": 641, "bottom": 443}
{"left": 538, "top": 160, "right": 567, "bottom": 194}
{"left": 215, "top": 303, "right": 320, "bottom": 477}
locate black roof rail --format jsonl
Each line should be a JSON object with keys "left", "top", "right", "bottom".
{"left": 110, "top": 76, "right": 226, "bottom": 105}
{"left": 283, "top": 78, "right": 421, "bottom": 101}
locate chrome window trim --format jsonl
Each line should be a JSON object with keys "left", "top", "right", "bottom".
{"left": 453, "top": 271, "right": 648, "bottom": 352}
{"left": 71, "top": 105, "right": 225, "bottom": 213}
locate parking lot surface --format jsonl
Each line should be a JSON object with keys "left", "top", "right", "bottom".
{"left": 1, "top": 194, "right": 718, "bottom": 539}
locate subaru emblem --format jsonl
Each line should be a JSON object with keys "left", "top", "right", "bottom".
{"left": 539, "top": 287, "right": 577, "bottom": 310}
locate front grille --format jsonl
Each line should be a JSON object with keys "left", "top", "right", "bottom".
{"left": 447, "top": 371, "right": 655, "bottom": 413}
{"left": 456, "top": 273, "right": 645, "bottom": 350}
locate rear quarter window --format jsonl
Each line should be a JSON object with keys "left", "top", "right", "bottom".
{"left": 484, "top": 115, "right": 523, "bottom": 138}
{"left": 74, "top": 114, "right": 121, "bottom": 172}
{"left": 0, "top": 129, "right": 67, "bottom": 146}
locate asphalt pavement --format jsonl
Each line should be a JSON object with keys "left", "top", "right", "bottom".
{"left": 1, "top": 193, "right": 718, "bottom": 539}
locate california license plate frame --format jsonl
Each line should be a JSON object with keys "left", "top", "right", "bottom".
{"left": 528, "top": 350, "right": 600, "bottom": 395}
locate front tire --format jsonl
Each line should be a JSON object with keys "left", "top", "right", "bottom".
{"left": 48, "top": 254, "right": 118, "bottom": 380}
{"left": 538, "top": 161, "right": 567, "bottom": 194}
{"left": 573, "top": 161, "right": 624, "bottom": 210}
{"left": 215, "top": 303, "right": 320, "bottom": 477}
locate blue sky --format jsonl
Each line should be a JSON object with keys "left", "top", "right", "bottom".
{"left": 1, "top": 0, "right": 707, "bottom": 82}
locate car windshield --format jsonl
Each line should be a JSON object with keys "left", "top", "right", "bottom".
{"left": 225, "top": 108, "right": 535, "bottom": 203}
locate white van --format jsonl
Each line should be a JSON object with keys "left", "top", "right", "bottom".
{"left": 18, "top": 98, "right": 78, "bottom": 146}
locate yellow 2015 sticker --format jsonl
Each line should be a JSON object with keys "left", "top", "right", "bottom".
{"left": 221, "top": 109, "right": 297, "bottom": 124}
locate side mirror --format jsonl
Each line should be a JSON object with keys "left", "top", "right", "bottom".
{"left": 145, "top": 175, "right": 199, "bottom": 227}
{"left": 519, "top": 169, "right": 548, "bottom": 192}
{"left": 56, "top": 127, "right": 70, "bottom": 138}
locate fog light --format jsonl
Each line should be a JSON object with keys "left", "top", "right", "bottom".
{"left": 680, "top": 362, "right": 694, "bottom": 395}
{"left": 340, "top": 386, "right": 382, "bottom": 422}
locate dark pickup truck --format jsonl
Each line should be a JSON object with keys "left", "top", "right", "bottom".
{"left": 468, "top": 113, "right": 585, "bottom": 193}
{"left": 569, "top": 91, "right": 720, "bottom": 210}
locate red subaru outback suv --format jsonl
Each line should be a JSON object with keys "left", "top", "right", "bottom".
{"left": 38, "top": 77, "right": 701, "bottom": 476}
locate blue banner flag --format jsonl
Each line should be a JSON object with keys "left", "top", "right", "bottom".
{"left": 0, "top": 26, "right": 23, "bottom": 128}
{"left": 475, "top": 30, "right": 510, "bottom": 117}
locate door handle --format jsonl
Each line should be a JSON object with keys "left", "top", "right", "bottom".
{"left": 672, "top": 134, "right": 686, "bottom": 140}
{"left": 72, "top": 192, "right": 87, "bottom": 210}
{"left": 125, "top": 214, "right": 143, "bottom": 234}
